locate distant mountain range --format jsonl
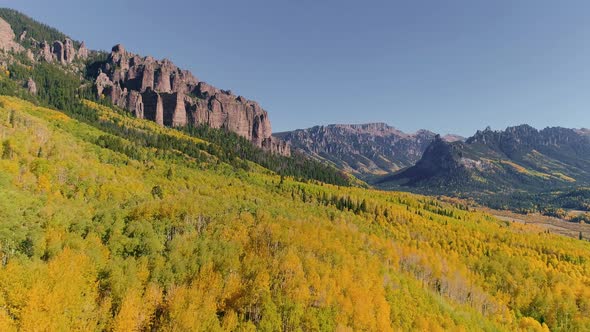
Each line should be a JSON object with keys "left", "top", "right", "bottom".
{"left": 274, "top": 123, "right": 463, "bottom": 180}
{"left": 278, "top": 122, "right": 590, "bottom": 210}
{"left": 378, "top": 124, "right": 590, "bottom": 195}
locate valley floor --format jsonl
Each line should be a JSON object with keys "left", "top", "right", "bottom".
{"left": 486, "top": 209, "right": 590, "bottom": 240}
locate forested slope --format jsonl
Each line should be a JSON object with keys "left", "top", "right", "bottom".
{"left": 1, "top": 96, "right": 590, "bottom": 331}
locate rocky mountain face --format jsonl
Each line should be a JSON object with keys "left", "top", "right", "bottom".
{"left": 0, "top": 12, "right": 289, "bottom": 156}
{"left": 467, "top": 125, "right": 590, "bottom": 160}
{"left": 379, "top": 125, "right": 590, "bottom": 194}
{"left": 382, "top": 135, "right": 471, "bottom": 187}
{"left": 274, "top": 123, "right": 443, "bottom": 179}
{"left": 0, "top": 18, "right": 87, "bottom": 64}
{"left": 93, "top": 44, "right": 289, "bottom": 155}
{"left": 0, "top": 16, "right": 22, "bottom": 53}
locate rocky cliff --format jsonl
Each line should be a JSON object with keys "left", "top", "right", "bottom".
{"left": 13, "top": 33, "right": 87, "bottom": 64}
{"left": 0, "top": 12, "right": 289, "bottom": 156}
{"left": 92, "top": 44, "right": 289, "bottom": 155}
{"left": 0, "top": 16, "right": 22, "bottom": 52}
{"left": 274, "top": 123, "right": 441, "bottom": 179}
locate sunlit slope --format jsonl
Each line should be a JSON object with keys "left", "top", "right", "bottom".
{"left": 2, "top": 96, "right": 590, "bottom": 331}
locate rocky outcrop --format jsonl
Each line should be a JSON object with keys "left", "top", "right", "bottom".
{"left": 51, "top": 39, "right": 77, "bottom": 64}
{"left": 78, "top": 41, "right": 88, "bottom": 59}
{"left": 95, "top": 71, "right": 113, "bottom": 96}
{"left": 63, "top": 38, "right": 76, "bottom": 63}
{"left": 141, "top": 89, "right": 164, "bottom": 126}
{"left": 0, "top": 18, "right": 23, "bottom": 52}
{"left": 25, "top": 49, "right": 34, "bottom": 62}
{"left": 94, "top": 44, "right": 289, "bottom": 155}
{"left": 25, "top": 77, "right": 37, "bottom": 95}
{"left": 52, "top": 40, "right": 65, "bottom": 64}
{"left": 40, "top": 41, "right": 53, "bottom": 62}
{"left": 0, "top": 21, "right": 287, "bottom": 155}
{"left": 32, "top": 38, "right": 86, "bottom": 64}
{"left": 264, "top": 137, "right": 291, "bottom": 156}
{"left": 127, "top": 90, "right": 144, "bottom": 118}
{"left": 380, "top": 135, "right": 470, "bottom": 187}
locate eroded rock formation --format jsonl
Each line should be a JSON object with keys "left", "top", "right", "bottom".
{"left": 95, "top": 44, "right": 289, "bottom": 155}
{"left": 52, "top": 40, "right": 65, "bottom": 64}
{"left": 0, "top": 18, "right": 23, "bottom": 52}
{"left": 0, "top": 16, "right": 289, "bottom": 156}
{"left": 25, "top": 77, "right": 37, "bottom": 95}
{"left": 33, "top": 37, "right": 86, "bottom": 64}
{"left": 63, "top": 38, "right": 76, "bottom": 63}
{"left": 78, "top": 41, "right": 88, "bottom": 59}
{"left": 40, "top": 41, "right": 53, "bottom": 62}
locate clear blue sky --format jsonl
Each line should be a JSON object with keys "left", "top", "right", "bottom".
{"left": 2, "top": 0, "right": 590, "bottom": 136}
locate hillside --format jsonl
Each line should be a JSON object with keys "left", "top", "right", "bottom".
{"left": 3, "top": 95, "right": 590, "bottom": 330}
{"left": 275, "top": 123, "right": 451, "bottom": 180}
{"left": 0, "top": 8, "right": 75, "bottom": 48}
{"left": 379, "top": 126, "right": 590, "bottom": 211}
{"left": 3, "top": 6, "right": 590, "bottom": 332}
{"left": 0, "top": 8, "right": 288, "bottom": 155}
{"left": 0, "top": 10, "right": 350, "bottom": 188}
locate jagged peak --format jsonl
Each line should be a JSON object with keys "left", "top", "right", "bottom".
{"left": 93, "top": 43, "right": 288, "bottom": 154}
{"left": 504, "top": 124, "right": 538, "bottom": 133}
{"left": 329, "top": 122, "right": 399, "bottom": 133}
{"left": 111, "top": 43, "right": 125, "bottom": 54}
{"left": 297, "top": 123, "right": 437, "bottom": 139}
{"left": 467, "top": 124, "right": 589, "bottom": 146}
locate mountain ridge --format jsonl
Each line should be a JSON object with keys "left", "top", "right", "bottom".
{"left": 0, "top": 8, "right": 290, "bottom": 155}
{"left": 379, "top": 124, "right": 590, "bottom": 198}
{"left": 275, "top": 123, "right": 462, "bottom": 180}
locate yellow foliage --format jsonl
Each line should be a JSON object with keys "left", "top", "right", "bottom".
{"left": 36, "top": 174, "right": 51, "bottom": 193}
{"left": 0, "top": 309, "right": 16, "bottom": 332}
{"left": 19, "top": 249, "right": 101, "bottom": 331}
{"left": 500, "top": 160, "right": 551, "bottom": 179}
{"left": 518, "top": 317, "right": 550, "bottom": 332}
{"left": 161, "top": 264, "right": 223, "bottom": 331}
{"left": 113, "top": 283, "right": 161, "bottom": 332}
{"left": 0, "top": 96, "right": 590, "bottom": 331}
{"left": 552, "top": 172, "right": 576, "bottom": 182}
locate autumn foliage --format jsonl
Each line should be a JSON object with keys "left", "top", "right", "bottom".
{"left": 1, "top": 96, "right": 589, "bottom": 331}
